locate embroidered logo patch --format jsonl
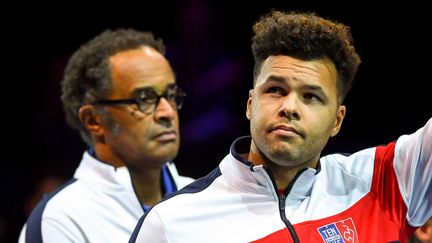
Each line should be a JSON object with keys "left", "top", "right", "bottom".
{"left": 317, "top": 218, "right": 359, "bottom": 243}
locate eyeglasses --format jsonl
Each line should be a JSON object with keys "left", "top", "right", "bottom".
{"left": 91, "top": 84, "right": 186, "bottom": 114}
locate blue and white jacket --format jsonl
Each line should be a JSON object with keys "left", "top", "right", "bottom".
{"left": 19, "top": 152, "right": 193, "bottom": 243}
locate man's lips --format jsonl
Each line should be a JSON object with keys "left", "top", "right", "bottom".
{"left": 153, "top": 130, "right": 177, "bottom": 141}
{"left": 269, "top": 125, "right": 304, "bottom": 138}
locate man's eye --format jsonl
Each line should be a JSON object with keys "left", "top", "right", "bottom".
{"left": 140, "top": 96, "right": 156, "bottom": 104}
{"left": 167, "top": 93, "right": 177, "bottom": 100}
{"left": 139, "top": 90, "right": 157, "bottom": 99}
{"left": 304, "top": 93, "right": 321, "bottom": 102}
{"left": 266, "top": 86, "right": 284, "bottom": 94}
{"left": 166, "top": 89, "right": 177, "bottom": 99}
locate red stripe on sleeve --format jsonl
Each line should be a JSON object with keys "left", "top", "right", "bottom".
{"left": 373, "top": 142, "right": 415, "bottom": 239}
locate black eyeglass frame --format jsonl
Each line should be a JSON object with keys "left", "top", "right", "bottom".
{"left": 90, "top": 84, "right": 186, "bottom": 114}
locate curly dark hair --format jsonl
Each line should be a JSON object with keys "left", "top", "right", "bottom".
{"left": 252, "top": 11, "right": 361, "bottom": 103}
{"left": 61, "top": 28, "right": 166, "bottom": 146}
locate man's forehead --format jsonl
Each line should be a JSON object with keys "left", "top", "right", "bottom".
{"left": 256, "top": 56, "right": 338, "bottom": 87}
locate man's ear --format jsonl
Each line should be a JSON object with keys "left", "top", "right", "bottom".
{"left": 330, "top": 105, "right": 346, "bottom": 137}
{"left": 246, "top": 89, "right": 253, "bottom": 120}
{"left": 79, "top": 104, "right": 104, "bottom": 136}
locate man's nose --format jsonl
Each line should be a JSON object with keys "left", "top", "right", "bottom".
{"left": 153, "top": 97, "right": 176, "bottom": 120}
{"left": 278, "top": 93, "right": 300, "bottom": 120}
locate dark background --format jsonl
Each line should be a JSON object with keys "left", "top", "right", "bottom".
{"left": 2, "top": 1, "right": 431, "bottom": 242}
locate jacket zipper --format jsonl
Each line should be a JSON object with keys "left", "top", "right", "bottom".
{"left": 265, "top": 167, "right": 300, "bottom": 243}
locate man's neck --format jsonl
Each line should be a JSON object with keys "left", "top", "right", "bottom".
{"left": 266, "top": 163, "right": 313, "bottom": 190}
{"left": 129, "top": 168, "right": 163, "bottom": 206}
{"left": 92, "top": 144, "right": 125, "bottom": 168}
{"left": 247, "top": 145, "right": 318, "bottom": 190}
{"left": 92, "top": 144, "right": 163, "bottom": 206}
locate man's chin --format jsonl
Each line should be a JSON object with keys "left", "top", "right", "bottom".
{"left": 157, "top": 148, "right": 179, "bottom": 161}
{"left": 270, "top": 142, "right": 295, "bottom": 154}
{"left": 268, "top": 148, "right": 298, "bottom": 163}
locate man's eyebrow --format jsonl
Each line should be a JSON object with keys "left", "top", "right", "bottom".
{"left": 133, "top": 86, "right": 154, "bottom": 96}
{"left": 266, "top": 75, "right": 329, "bottom": 98}
{"left": 266, "top": 75, "right": 287, "bottom": 83}
{"left": 303, "top": 84, "right": 325, "bottom": 93}
{"left": 267, "top": 75, "right": 326, "bottom": 91}
{"left": 133, "top": 83, "right": 177, "bottom": 96}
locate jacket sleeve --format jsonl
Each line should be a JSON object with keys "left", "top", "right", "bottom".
{"left": 394, "top": 118, "right": 432, "bottom": 226}
{"left": 17, "top": 218, "right": 82, "bottom": 243}
{"left": 129, "top": 209, "right": 170, "bottom": 243}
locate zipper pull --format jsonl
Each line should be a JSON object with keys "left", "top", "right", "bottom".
{"left": 279, "top": 194, "right": 286, "bottom": 211}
